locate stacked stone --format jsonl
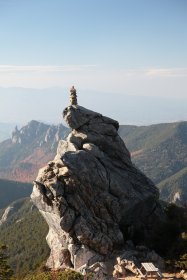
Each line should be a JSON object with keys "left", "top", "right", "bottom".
{"left": 70, "top": 86, "right": 78, "bottom": 105}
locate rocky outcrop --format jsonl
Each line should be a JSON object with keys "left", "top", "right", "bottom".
{"left": 0, "top": 198, "right": 33, "bottom": 226}
{"left": 12, "top": 120, "right": 69, "bottom": 148}
{"left": 0, "top": 206, "right": 14, "bottom": 226}
{"left": 0, "top": 121, "right": 69, "bottom": 182}
{"left": 113, "top": 242, "right": 164, "bottom": 278}
{"left": 31, "top": 104, "right": 164, "bottom": 279}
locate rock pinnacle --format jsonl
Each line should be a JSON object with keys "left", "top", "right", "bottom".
{"left": 31, "top": 95, "right": 164, "bottom": 279}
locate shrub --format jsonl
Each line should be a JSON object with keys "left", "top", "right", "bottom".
{"left": 22, "top": 269, "right": 84, "bottom": 280}
{"left": 0, "top": 244, "right": 14, "bottom": 280}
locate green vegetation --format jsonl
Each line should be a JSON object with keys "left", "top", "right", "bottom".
{"left": 129, "top": 202, "right": 187, "bottom": 270}
{"left": 18, "top": 270, "right": 84, "bottom": 280}
{"left": 174, "top": 253, "right": 187, "bottom": 270}
{"left": 158, "top": 204, "right": 187, "bottom": 269}
{"left": 166, "top": 236, "right": 187, "bottom": 270}
{"left": 119, "top": 121, "right": 187, "bottom": 204}
{"left": 159, "top": 167, "right": 187, "bottom": 205}
{"left": 0, "top": 244, "right": 14, "bottom": 280}
{"left": 119, "top": 122, "right": 185, "bottom": 152}
{"left": 0, "top": 179, "right": 32, "bottom": 209}
{"left": 0, "top": 198, "right": 49, "bottom": 277}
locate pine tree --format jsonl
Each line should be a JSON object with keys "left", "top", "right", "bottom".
{"left": 0, "top": 244, "right": 13, "bottom": 280}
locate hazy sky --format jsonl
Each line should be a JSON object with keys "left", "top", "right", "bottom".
{"left": 0, "top": 0, "right": 186, "bottom": 124}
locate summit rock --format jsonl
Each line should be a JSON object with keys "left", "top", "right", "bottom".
{"left": 31, "top": 104, "right": 163, "bottom": 279}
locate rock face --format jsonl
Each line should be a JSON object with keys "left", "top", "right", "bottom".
{"left": 0, "top": 121, "right": 69, "bottom": 182}
{"left": 12, "top": 120, "right": 69, "bottom": 147}
{"left": 0, "top": 206, "right": 14, "bottom": 226}
{"left": 31, "top": 105, "right": 163, "bottom": 279}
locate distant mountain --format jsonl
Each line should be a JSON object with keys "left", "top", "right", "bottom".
{"left": 0, "top": 120, "right": 186, "bottom": 204}
{"left": 0, "top": 198, "right": 49, "bottom": 275}
{"left": 158, "top": 167, "right": 187, "bottom": 205}
{"left": 0, "top": 120, "right": 69, "bottom": 182}
{"left": 119, "top": 121, "right": 187, "bottom": 204}
{"left": 0, "top": 179, "right": 32, "bottom": 209}
{"left": 119, "top": 121, "right": 187, "bottom": 183}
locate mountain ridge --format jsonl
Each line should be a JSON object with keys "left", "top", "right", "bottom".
{"left": 117, "top": 121, "right": 187, "bottom": 205}
{"left": 0, "top": 120, "right": 69, "bottom": 182}
{"left": 158, "top": 166, "right": 187, "bottom": 205}
{"left": 0, "top": 120, "right": 186, "bottom": 205}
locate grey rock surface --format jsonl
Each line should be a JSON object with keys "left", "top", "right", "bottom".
{"left": 0, "top": 206, "right": 14, "bottom": 226}
{"left": 12, "top": 120, "right": 69, "bottom": 148}
{"left": 31, "top": 105, "right": 163, "bottom": 278}
{"left": 113, "top": 243, "right": 164, "bottom": 278}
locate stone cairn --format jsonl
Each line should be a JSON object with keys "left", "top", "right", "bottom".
{"left": 69, "top": 86, "right": 78, "bottom": 105}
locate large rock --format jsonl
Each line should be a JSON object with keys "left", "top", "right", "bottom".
{"left": 31, "top": 104, "right": 163, "bottom": 279}
{"left": 11, "top": 120, "right": 69, "bottom": 147}
{"left": 113, "top": 242, "right": 164, "bottom": 278}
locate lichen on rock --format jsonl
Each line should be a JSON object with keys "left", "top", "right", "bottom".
{"left": 31, "top": 96, "right": 163, "bottom": 279}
